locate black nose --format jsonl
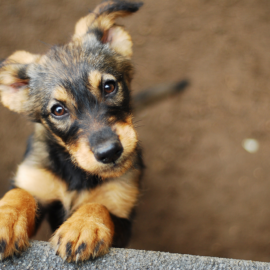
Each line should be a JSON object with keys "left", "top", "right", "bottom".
{"left": 94, "top": 141, "right": 123, "bottom": 164}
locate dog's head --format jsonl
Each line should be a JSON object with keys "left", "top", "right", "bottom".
{"left": 0, "top": 0, "right": 143, "bottom": 179}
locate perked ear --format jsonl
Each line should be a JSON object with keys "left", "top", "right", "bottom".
{"left": 73, "top": 0, "right": 143, "bottom": 59}
{"left": 0, "top": 51, "right": 40, "bottom": 113}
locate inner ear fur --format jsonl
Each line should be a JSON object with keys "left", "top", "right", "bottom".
{"left": 0, "top": 50, "right": 40, "bottom": 113}
{"left": 73, "top": 0, "right": 143, "bottom": 58}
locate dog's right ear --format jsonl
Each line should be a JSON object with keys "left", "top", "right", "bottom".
{"left": 73, "top": 1, "right": 143, "bottom": 59}
{"left": 0, "top": 51, "right": 40, "bottom": 113}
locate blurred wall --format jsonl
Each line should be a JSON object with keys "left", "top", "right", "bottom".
{"left": 1, "top": 0, "right": 270, "bottom": 262}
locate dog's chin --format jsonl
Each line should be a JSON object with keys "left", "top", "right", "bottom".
{"left": 94, "top": 153, "right": 135, "bottom": 179}
{"left": 73, "top": 151, "right": 135, "bottom": 180}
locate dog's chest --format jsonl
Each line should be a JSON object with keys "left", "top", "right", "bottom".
{"left": 15, "top": 163, "right": 80, "bottom": 213}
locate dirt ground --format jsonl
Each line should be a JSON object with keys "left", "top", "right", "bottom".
{"left": 1, "top": 0, "right": 270, "bottom": 262}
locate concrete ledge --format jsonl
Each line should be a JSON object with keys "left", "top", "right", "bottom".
{"left": 1, "top": 241, "right": 270, "bottom": 270}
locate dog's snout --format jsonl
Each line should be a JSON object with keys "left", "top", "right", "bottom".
{"left": 94, "top": 141, "right": 123, "bottom": 164}
{"left": 90, "top": 127, "right": 123, "bottom": 164}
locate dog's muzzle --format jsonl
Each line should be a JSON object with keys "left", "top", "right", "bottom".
{"left": 90, "top": 127, "right": 123, "bottom": 164}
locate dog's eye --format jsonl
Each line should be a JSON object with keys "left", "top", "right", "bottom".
{"left": 103, "top": 81, "right": 116, "bottom": 95}
{"left": 51, "top": 105, "right": 67, "bottom": 117}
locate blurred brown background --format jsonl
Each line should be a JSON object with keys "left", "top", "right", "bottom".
{"left": 1, "top": 0, "right": 270, "bottom": 262}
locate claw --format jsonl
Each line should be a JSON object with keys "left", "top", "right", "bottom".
{"left": 76, "top": 253, "right": 80, "bottom": 263}
{"left": 14, "top": 242, "right": 22, "bottom": 255}
{"left": 53, "top": 236, "right": 61, "bottom": 256}
{"left": 54, "top": 241, "right": 60, "bottom": 255}
{"left": 54, "top": 246, "right": 59, "bottom": 255}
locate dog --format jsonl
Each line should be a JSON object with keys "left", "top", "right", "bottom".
{"left": 0, "top": 0, "right": 144, "bottom": 262}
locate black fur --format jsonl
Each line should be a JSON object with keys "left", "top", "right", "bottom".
{"left": 66, "top": 242, "right": 72, "bottom": 257}
{"left": 87, "top": 28, "right": 104, "bottom": 40}
{"left": 99, "top": 0, "right": 143, "bottom": 14}
{"left": 93, "top": 240, "right": 104, "bottom": 254}
{"left": 75, "top": 243, "right": 86, "bottom": 255}
{"left": 47, "top": 201, "right": 67, "bottom": 232}
{"left": 34, "top": 202, "right": 46, "bottom": 234}
{"left": 89, "top": 127, "right": 119, "bottom": 148}
{"left": 0, "top": 240, "right": 6, "bottom": 253}
{"left": 110, "top": 213, "right": 133, "bottom": 247}
{"left": 17, "top": 66, "right": 30, "bottom": 81}
{"left": 34, "top": 201, "right": 66, "bottom": 234}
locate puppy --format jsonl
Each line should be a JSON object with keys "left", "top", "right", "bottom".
{"left": 0, "top": 0, "right": 144, "bottom": 262}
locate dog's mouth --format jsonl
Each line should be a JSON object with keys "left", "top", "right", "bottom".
{"left": 68, "top": 137, "right": 136, "bottom": 179}
{"left": 95, "top": 150, "right": 136, "bottom": 179}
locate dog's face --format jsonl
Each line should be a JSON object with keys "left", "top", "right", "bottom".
{"left": 0, "top": 2, "right": 142, "bottom": 179}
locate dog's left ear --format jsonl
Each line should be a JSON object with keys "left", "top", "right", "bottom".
{"left": 73, "top": 0, "right": 143, "bottom": 59}
{"left": 0, "top": 51, "right": 40, "bottom": 113}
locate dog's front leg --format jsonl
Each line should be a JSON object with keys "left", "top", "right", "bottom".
{"left": 0, "top": 188, "right": 37, "bottom": 260}
{"left": 50, "top": 203, "right": 114, "bottom": 262}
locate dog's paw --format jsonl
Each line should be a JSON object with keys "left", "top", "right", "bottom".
{"left": 50, "top": 203, "right": 114, "bottom": 262}
{"left": 0, "top": 205, "right": 30, "bottom": 260}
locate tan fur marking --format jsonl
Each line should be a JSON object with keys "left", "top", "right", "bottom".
{"left": 53, "top": 86, "right": 69, "bottom": 103}
{"left": 0, "top": 189, "right": 37, "bottom": 259}
{"left": 74, "top": 13, "right": 97, "bottom": 38}
{"left": 89, "top": 70, "right": 102, "bottom": 89}
{"left": 0, "top": 85, "right": 29, "bottom": 113}
{"left": 112, "top": 116, "right": 137, "bottom": 158}
{"left": 108, "top": 26, "right": 133, "bottom": 58}
{"left": 103, "top": 73, "right": 116, "bottom": 82}
{"left": 73, "top": 168, "right": 140, "bottom": 219}
{"left": 88, "top": 70, "right": 102, "bottom": 100}
{"left": 15, "top": 164, "right": 76, "bottom": 210}
{"left": 68, "top": 136, "right": 98, "bottom": 172}
{"left": 51, "top": 203, "right": 114, "bottom": 262}
{"left": 7, "top": 50, "right": 40, "bottom": 64}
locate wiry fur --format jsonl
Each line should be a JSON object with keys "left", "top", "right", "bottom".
{"left": 0, "top": 0, "right": 143, "bottom": 262}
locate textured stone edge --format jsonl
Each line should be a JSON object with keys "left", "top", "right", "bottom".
{"left": 0, "top": 241, "right": 270, "bottom": 270}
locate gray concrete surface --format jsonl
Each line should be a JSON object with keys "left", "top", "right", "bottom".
{"left": 0, "top": 241, "right": 270, "bottom": 270}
